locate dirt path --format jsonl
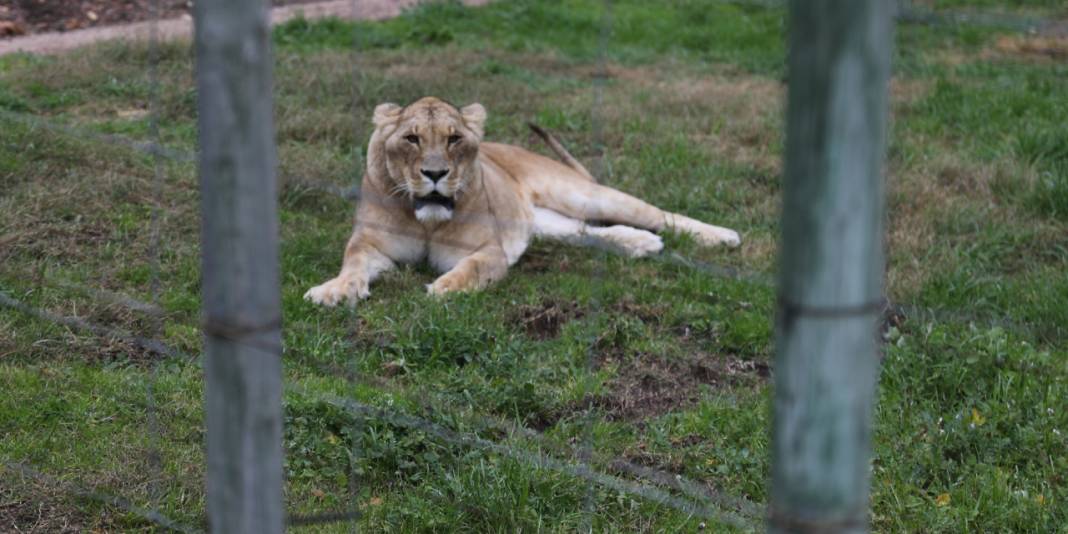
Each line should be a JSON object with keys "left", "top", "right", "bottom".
{"left": 0, "top": 1, "right": 324, "bottom": 36}
{"left": 0, "top": 0, "right": 490, "bottom": 56}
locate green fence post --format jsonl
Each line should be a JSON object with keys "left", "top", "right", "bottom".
{"left": 770, "top": 1, "right": 894, "bottom": 532}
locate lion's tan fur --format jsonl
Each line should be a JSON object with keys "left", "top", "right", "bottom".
{"left": 305, "top": 97, "right": 740, "bottom": 305}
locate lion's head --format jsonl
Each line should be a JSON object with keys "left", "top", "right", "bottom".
{"left": 369, "top": 97, "right": 487, "bottom": 224}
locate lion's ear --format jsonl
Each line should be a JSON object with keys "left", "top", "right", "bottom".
{"left": 372, "top": 103, "right": 402, "bottom": 128}
{"left": 461, "top": 103, "right": 487, "bottom": 139}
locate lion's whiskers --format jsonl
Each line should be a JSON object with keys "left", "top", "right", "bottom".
{"left": 388, "top": 181, "right": 410, "bottom": 197}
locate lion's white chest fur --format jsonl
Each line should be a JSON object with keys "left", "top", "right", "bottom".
{"left": 414, "top": 204, "right": 454, "bottom": 225}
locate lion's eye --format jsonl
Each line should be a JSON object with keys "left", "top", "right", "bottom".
{"left": 447, "top": 135, "right": 462, "bottom": 145}
{"left": 404, "top": 134, "right": 420, "bottom": 145}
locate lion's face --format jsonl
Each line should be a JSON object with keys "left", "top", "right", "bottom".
{"left": 372, "top": 97, "right": 487, "bottom": 224}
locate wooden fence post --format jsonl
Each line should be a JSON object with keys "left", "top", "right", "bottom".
{"left": 770, "top": 1, "right": 893, "bottom": 532}
{"left": 193, "top": 0, "right": 284, "bottom": 532}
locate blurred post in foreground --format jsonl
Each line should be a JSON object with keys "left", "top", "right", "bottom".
{"left": 194, "top": 0, "right": 284, "bottom": 532}
{"left": 770, "top": 1, "right": 893, "bottom": 532}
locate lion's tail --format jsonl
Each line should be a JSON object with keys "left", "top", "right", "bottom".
{"left": 527, "top": 122, "right": 597, "bottom": 183}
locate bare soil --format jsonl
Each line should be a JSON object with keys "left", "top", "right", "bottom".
{"left": 0, "top": 0, "right": 320, "bottom": 38}
{"left": 511, "top": 297, "right": 769, "bottom": 423}
{"left": 512, "top": 300, "right": 585, "bottom": 340}
{"left": 510, "top": 297, "right": 666, "bottom": 341}
{"left": 595, "top": 350, "right": 769, "bottom": 421}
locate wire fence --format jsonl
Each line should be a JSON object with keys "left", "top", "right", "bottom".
{"left": 0, "top": 113, "right": 1046, "bottom": 529}
{"left": 1, "top": 0, "right": 1062, "bottom": 532}
{"left": 0, "top": 114, "right": 1047, "bottom": 531}
{"left": 0, "top": 288, "right": 763, "bottom": 530}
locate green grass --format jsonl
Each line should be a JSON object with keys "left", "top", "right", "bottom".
{"left": 1, "top": 0, "right": 1067, "bottom": 532}
{"left": 275, "top": 0, "right": 787, "bottom": 73}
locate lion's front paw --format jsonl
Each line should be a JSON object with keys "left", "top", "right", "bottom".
{"left": 426, "top": 273, "right": 471, "bottom": 297}
{"left": 303, "top": 275, "right": 369, "bottom": 307}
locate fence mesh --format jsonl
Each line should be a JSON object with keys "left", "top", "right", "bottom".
{"left": 0, "top": 0, "right": 1062, "bottom": 531}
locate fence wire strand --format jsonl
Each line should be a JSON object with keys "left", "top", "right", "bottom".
{"left": 579, "top": 0, "right": 615, "bottom": 530}
{"left": 145, "top": 0, "right": 166, "bottom": 507}
{"left": 0, "top": 108, "right": 195, "bottom": 163}
{"left": 347, "top": 0, "right": 364, "bottom": 530}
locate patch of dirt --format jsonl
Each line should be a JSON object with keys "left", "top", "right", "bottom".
{"left": 611, "top": 297, "right": 666, "bottom": 325}
{"left": 512, "top": 297, "right": 666, "bottom": 341}
{"left": 0, "top": 0, "right": 320, "bottom": 38}
{"left": 593, "top": 351, "right": 770, "bottom": 422}
{"left": 881, "top": 301, "right": 907, "bottom": 341}
{"left": 516, "top": 247, "right": 574, "bottom": 274}
{"left": 1, "top": 0, "right": 185, "bottom": 37}
{"left": 512, "top": 299, "right": 584, "bottom": 340}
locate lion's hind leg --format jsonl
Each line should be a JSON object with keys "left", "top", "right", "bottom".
{"left": 533, "top": 207, "right": 663, "bottom": 258}
{"left": 529, "top": 175, "right": 740, "bottom": 248}
{"left": 663, "top": 213, "right": 741, "bottom": 248}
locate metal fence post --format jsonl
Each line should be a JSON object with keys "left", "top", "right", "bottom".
{"left": 770, "top": 1, "right": 893, "bottom": 532}
{"left": 193, "top": 0, "right": 284, "bottom": 532}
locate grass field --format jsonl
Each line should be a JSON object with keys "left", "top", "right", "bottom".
{"left": 1, "top": 0, "right": 1067, "bottom": 531}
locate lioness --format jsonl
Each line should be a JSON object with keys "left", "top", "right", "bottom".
{"left": 304, "top": 97, "right": 740, "bottom": 306}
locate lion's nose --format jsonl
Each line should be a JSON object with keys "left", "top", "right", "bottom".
{"left": 421, "top": 168, "right": 450, "bottom": 183}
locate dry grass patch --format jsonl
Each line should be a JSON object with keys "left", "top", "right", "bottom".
{"left": 885, "top": 211, "right": 941, "bottom": 294}
{"left": 0, "top": 475, "right": 100, "bottom": 533}
{"left": 989, "top": 34, "right": 1068, "bottom": 61}
{"left": 929, "top": 48, "right": 973, "bottom": 68}
{"left": 737, "top": 233, "right": 777, "bottom": 271}
{"left": 891, "top": 77, "right": 933, "bottom": 106}
{"left": 885, "top": 162, "right": 1051, "bottom": 295}
{"left": 882, "top": 125, "right": 1043, "bottom": 295}
{"left": 928, "top": 28, "right": 1068, "bottom": 66}
{"left": 639, "top": 69, "right": 784, "bottom": 177}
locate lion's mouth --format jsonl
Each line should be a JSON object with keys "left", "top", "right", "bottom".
{"left": 414, "top": 191, "right": 455, "bottom": 211}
